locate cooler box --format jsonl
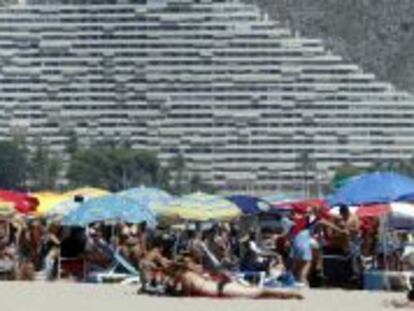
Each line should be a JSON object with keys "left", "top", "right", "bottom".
{"left": 364, "top": 270, "right": 413, "bottom": 291}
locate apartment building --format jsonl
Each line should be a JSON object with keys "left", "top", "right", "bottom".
{"left": 0, "top": 0, "right": 413, "bottom": 191}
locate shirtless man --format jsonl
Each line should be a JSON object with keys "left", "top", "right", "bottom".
{"left": 338, "top": 204, "right": 361, "bottom": 276}
{"left": 338, "top": 205, "right": 360, "bottom": 248}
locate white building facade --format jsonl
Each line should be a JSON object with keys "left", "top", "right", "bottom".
{"left": 0, "top": 0, "right": 414, "bottom": 192}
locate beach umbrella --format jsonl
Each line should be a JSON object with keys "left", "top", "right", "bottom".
{"left": 328, "top": 172, "right": 414, "bottom": 206}
{"left": 48, "top": 187, "right": 110, "bottom": 217}
{"left": 272, "top": 198, "right": 328, "bottom": 214}
{"left": 32, "top": 191, "right": 68, "bottom": 215}
{"left": 0, "top": 202, "right": 15, "bottom": 217}
{"left": 155, "top": 192, "right": 241, "bottom": 222}
{"left": 226, "top": 194, "right": 272, "bottom": 215}
{"left": 62, "top": 194, "right": 156, "bottom": 227}
{"left": 63, "top": 187, "right": 110, "bottom": 199}
{"left": 48, "top": 199, "right": 82, "bottom": 217}
{"left": 0, "top": 190, "right": 38, "bottom": 214}
{"left": 262, "top": 192, "right": 303, "bottom": 205}
{"left": 117, "top": 186, "right": 173, "bottom": 211}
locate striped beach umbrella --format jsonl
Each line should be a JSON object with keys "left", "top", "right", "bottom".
{"left": 62, "top": 194, "right": 156, "bottom": 227}
{"left": 155, "top": 192, "right": 241, "bottom": 222}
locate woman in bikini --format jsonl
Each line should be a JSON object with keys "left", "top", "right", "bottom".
{"left": 163, "top": 256, "right": 303, "bottom": 300}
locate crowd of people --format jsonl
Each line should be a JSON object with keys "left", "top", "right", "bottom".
{"left": 0, "top": 203, "right": 411, "bottom": 298}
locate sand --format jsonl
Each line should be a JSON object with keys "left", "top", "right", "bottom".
{"left": 0, "top": 282, "right": 407, "bottom": 311}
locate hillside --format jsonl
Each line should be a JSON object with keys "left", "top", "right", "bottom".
{"left": 249, "top": 0, "right": 414, "bottom": 94}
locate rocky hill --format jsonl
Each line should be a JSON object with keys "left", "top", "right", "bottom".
{"left": 248, "top": 0, "right": 414, "bottom": 94}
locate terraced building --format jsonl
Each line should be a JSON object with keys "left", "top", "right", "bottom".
{"left": 0, "top": 0, "right": 413, "bottom": 192}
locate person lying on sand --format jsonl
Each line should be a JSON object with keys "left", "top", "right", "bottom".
{"left": 162, "top": 256, "right": 303, "bottom": 300}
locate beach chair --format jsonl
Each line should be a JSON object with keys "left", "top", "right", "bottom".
{"left": 0, "top": 259, "right": 15, "bottom": 280}
{"left": 322, "top": 248, "right": 359, "bottom": 287}
{"left": 234, "top": 270, "right": 266, "bottom": 287}
{"left": 86, "top": 249, "right": 141, "bottom": 285}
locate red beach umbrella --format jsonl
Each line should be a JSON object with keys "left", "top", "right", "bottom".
{"left": 0, "top": 190, "right": 39, "bottom": 214}
{"left": 272, "top": 198, "right": 328, "bottom": 214}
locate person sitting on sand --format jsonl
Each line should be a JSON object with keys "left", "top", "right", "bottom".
{"left": 240, "top": 231, "right": 278, "bottom": 275}
{"left": 43, "top": 222, "right": 61, "bottom": 280}
{"left": 85, "top": 227, "right": 112, "bottom": 272}
{"left": 118, "top": 223, "right": 147, "bottom": 269}
{"left": 161, "top": 255, "right": 303, "bottom": 300}
{"left": 0, "top": 239, "right": 16, "bottom": 279}
{"left": 139, "top": 236, "right": 171, "bottom": 293}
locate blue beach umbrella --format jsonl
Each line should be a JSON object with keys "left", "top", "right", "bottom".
{"left": 49, "top": 199, "right": 81, "bottom": 217}
{"left": 227, "top": 194, "right": 272, "bottom": 215}
{"left": 117, "top": 186, "right": 173, "bottom": 211}
{"left": 329, "top": 172, "right": 414, "bottom": 206}
{"left": 262, "top": 192, "right": 303, "bottom": 205}
{"left": 62, "top": 194, "right": 157, "bottom": 227}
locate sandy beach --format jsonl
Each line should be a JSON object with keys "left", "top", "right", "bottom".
{"left": 0, "top": 282, "right": 407, "bottom": 311}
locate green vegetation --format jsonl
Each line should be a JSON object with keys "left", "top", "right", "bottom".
{"left": 0, "top": 140, "right": 28, "bottom": 189}
{"left": 28, "top": 138, "right": 61, "bottom": 191}
{"left": 3, "top": 133, "right": 413, "bottom": 194}
{"left": 67, "top": 144, "right": 164, "bottom": 191}
{"left": 0, "top": 137, "right": 215, "bottom": 193}
{"left": 67, "top": 145, "right": 217, "bottom": 193}
{"left": 331, "top": 163, "right": 366, "bottom": 190}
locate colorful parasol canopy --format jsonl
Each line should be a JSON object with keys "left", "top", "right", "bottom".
{"left": 155, "top": 192, "right": 241, "bottom": 222}
{"left": 227, "top": 194, "right": 273, "bottom": 215}
{"left": 117, "top": 186, "right": 173, "bottom": 211}
{"left": 47, "top": 187, "right": 110, "bottom": 217}
{"left": 272, "top": 198, "right": 328, "bottom": 214}
{"left": 0, "top": 190, "right": 38, "bottom": 214}
{"left": 33, "top": 191, "right": 68, "bottom": 215}
{"left": 328, "top": 172, "right": 414, "bottom": 206}
{"left": 63, "top": 187, "right": 110, "bottom": 199}
{"left": 62, "top": 194, "right": 156, "bottom": 227}
{"left": 48, "top": 200, "right": 81, "bottom": 217}
{"left": 262, "top": 192, "right": 303, "bottom": 206}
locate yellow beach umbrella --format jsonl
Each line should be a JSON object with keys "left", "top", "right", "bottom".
{"left": 155, "top": 192, "right": 241, "bottom": 222}
{"left": 33, "top": 191, "right": 67, "bottom": 215}
{"left": 63, "top": 187, "right": 110, "bottom": 199}
{"left": 44, "top": 187, "right": 110, "bottom": 217}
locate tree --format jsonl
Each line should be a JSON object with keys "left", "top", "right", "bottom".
{"left": 167, "top": 153, "right": 217, "bottom": 194}
{"left": 369, "top": 158, "right": 411, "bottom": 175}
{"left": 331, "top": 163, "right": 366, "bottom": 190}
{"left": 157, "top": 166, "right": 171, "bottom": 192}
{"left": 28, "top": 138, "right": 61, "bottom": 191}
{"left": 65, "top": 130, "right": 79, "bottom": 155}
{"left": 169, "top": 152, "right": 187, "bottom": 195}
{"left": 0, "top": 140, "right": 28, "bottom": 189}
{"left": 189, "top": 173, "right": 217, "bottom": 194}
{"left": 67, "top": 145, "right": 163, "bottom": 191}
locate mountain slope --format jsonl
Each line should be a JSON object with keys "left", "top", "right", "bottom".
{"left": 249, "top": 0, "right": 414, "bottom": 93}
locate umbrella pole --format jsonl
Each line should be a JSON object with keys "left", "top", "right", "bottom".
{"left": 381, "top": 216, "right": 387, "bottom": 272}
{"left": 173, "top": 229, "right": 181, "bottom": 259}
{"left": 380, "top": 215, "right": 390, "bottom": 290}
